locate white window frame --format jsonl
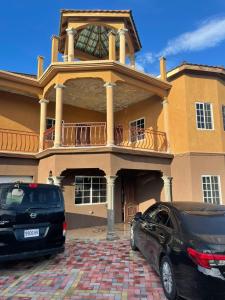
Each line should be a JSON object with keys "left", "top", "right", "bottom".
{"left": 46, "top": 117, "right": 64, "bottom": 141}
{"left": 129, "top": 117, "right": 145, "bottom": 142}
{"left": 201, "top": 175, "right": 221, "bottom": 205}
{"left": 222, "top": 105, "right": 225, "bottom": 131}
{"left": 74, "top": 176, "right": 107, "bottom": 205}
{"left": 195, "top": 102, "right": 214, "bottom": 130}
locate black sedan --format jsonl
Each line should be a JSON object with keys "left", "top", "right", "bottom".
{"left": 130, "top": 201, "right": 225, "bottom": 300}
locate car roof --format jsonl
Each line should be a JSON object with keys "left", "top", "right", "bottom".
{"left": 159, "top": 201, "right": 225, "bottom": 212}
{"left": 0, "top": 183, "right": 58, "bottom": 188}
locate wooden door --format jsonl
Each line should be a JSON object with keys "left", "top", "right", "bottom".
{"left": 123, "top": 177, "right": 138, "bottom": 223}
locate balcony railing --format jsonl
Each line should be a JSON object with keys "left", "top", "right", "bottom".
{"left": 0, "top": 128, "right": 39, "bottom": 153}
{"left": 43, "top": 122, "right": 167, "bottom": 152}
{"left": 115, "top": 126, "right": 168, "bottom": 152}
{"left": 62, "top": 122, "right": 107, "bottom": 147}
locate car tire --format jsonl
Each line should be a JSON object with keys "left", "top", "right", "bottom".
{"left": 130, "top": 226, "right": 138, "bottom": 251}
{"left": 160, "top": 256, "right": 178, "bottom": 300}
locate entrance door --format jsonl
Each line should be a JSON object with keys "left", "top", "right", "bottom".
{"left": 123, "top": 177, "right": 138, "bottom": 223}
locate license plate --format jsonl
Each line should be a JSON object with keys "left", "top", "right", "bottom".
{"left": 24, "top": 229, "right": 39, "bottom": 238}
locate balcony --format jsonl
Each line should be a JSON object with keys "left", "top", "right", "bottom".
{"left": 43, "top": 122, "right": 168, "bottom": 152}
{"left": 0, "top": 128, "right": 39, "bottom": 153}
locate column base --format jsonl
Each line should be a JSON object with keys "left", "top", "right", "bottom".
{"left": 106, "top": 231, "right": 120, "bottom": 241}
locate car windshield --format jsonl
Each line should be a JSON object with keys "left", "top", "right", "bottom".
{"left": 0, "top": 184, "right": 62, "bottom": 210}
{"left": 181, "top": 211, "right": 225, "bottom": 235}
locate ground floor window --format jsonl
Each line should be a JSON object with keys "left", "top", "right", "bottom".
{"left": 74, "top": 176, "right": 106, "bottom": 205}
{"left": 201, "top": 175, "right": 221, "bottom": 204}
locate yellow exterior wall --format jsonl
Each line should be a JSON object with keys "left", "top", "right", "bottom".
{"left": 168, "top": 74, "right": 225, "bottom": 154}
{"left": 115, "top": 96, "right": 164, "bottom": 131}
{"left": 167, "top": 76, "right": 189, "bottom": 153}
{"left": 0, "top": 91, "right": 40, "bottom": 133}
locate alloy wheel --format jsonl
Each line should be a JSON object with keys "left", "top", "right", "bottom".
{"left": 162, "top": 261, "right": 173, "bottom": 295}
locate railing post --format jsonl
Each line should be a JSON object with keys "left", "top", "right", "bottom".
{"left": 39, "top": 99, "right": 49, "bottom": 151}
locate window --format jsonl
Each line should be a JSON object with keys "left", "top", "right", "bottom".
{"left": 46, "top": 118, "right": 55, "bottom": 140}
{"left": 202, "top": 175, "right": 221, "bottom": 204}
{"left": 146, "top": 207, "right": 174, "bottom": 228}
{"left": 129, "top": 118, "right": 145, "bottom": 142}
{"left": 74, "top": 176, "right": 106, "bottom": 205}
{"left": 195, "top": 102, "right": 213, "bottom": 130}
{"left": 222, "top": 105, "right": 225, "bottom": 131}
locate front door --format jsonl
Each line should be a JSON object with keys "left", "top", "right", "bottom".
{"left": 123, "top": 177, "right": 138, "bottom": 223}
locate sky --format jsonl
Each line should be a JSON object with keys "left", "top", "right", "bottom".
{"left": 0, "top": 0, "right": 225, "bottom": 75}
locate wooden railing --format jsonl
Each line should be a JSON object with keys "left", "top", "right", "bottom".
{"left": 0, "top": 128, "right": 39, "bottom": 153}
{"left": 115, "top": 126, "right": 168, "bottom": 152}
{"left": 43, "top": 123, "right": 167, "bottom": 152}
{"left": 62, "top": 123, "right": 106, "bottom": 147}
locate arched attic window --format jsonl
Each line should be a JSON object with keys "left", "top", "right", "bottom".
{"left": 75, "top": 25, "right": 120, "bottom": 59}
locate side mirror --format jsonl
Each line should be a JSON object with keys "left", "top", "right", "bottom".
{"left": 134, "top": 212, "right": 142, "bottom": 220}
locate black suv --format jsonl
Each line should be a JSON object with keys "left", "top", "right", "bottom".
{"left": 131, "top": 201, "right": 225, "bottom": 300}
{"left": 0, "top": 183, "right": 66, "bottom": 261}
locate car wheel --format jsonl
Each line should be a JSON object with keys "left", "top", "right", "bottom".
{"left": 160, "top": 256, "right": 178, "bottom": 300}
{"left": 130, "top": 226, "right": 138, "bottom": 251}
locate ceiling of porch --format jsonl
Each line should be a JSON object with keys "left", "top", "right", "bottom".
{"left": 47, "top": 78, "right": 153, "bottom": 112}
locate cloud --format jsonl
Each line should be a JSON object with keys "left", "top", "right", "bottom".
{"left": 136, "top": 52, "right": 155, "bottom": 71}
{"left": 158, "top": 16, "right": 225, "bottom": 57}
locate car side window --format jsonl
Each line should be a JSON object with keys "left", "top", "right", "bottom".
{"left": 146, "top": 207, "right": 174, "bottom": 229}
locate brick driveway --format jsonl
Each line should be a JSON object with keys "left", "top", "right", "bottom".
{"left": 0, "top": 238, "right": 166, "bottom": 300}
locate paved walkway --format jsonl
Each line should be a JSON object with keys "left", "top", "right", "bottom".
{"left": 0, "top": 225, "right": 166, "bottom": 300}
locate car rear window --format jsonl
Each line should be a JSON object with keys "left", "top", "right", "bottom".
{"left": 0, "top": 184, "right": 62, "bottom": 210}
{"left": 181, "top": 211, "right": 225, "bottom": 235}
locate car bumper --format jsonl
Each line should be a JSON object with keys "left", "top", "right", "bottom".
{"left": 0, "top": 245, "right": 65, "bottom": 262}
{"left": 175, "top": 264, "right": 225, "bottom": 299}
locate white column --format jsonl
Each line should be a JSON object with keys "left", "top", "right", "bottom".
{"left": 105, "top": 175, "right": 118, "bottom": 240}
{"left": 53, "top": 176, "right": 64, "bottom": 187}
{"left": 118, "top": 28, "right": 128, "bottom": 64}
{"left": 162, "top": 176, "right": 173, "bottom": 202}
{"left": 54, "top": 84, "right": 65, "bottom": 147}
{"left": 104, "top": 82, "right": 116, "bottom": 146}
{"left": 66, "top": 28, "right": 76, "bottom": 62}
{"left": 39, "top": 99, "right": 49, "bottom": 151}
{"left": 162, "top": 97, "right": 170, "bottom": 152}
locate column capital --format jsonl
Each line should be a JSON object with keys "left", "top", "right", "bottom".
{"left": 54, "top": 83, "right": 66, "bottom": 89}
{"left": 66, "top": 28, "right": 77, "bottom": 35}
{"left": 107, "top": 30, "right": 117, "bottom": 37}
{"left": 162, "top": 175, "right": 173, "bottom": 184}
{"left": 104, "top": 82, "right": 116, "bottom": 88}
{"left": 51, "top": 35, "right": 59, "bottom": 40}
{"left": 105, "top": 175, "right": 117, "bottom": 184}
{"left": 39, "top": 98, "right": 49, "bottom": 104}
{"left": 162, "top": 97, "right": 168, "bottom": 105}
{"left": 118, "top": 28, "right": 128, "bottom": 35}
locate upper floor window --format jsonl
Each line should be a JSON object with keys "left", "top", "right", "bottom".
{"left": 195, "top": 102, "right": 213, "bottom": 130}
{"left": 201, "top": 175, "right": 221, "bottom": 205}
{"left": 46, "top": 118, "right": 55, "bottom": 130}
{"left": 222, "top": 105, "right": 225, "bottom": 131}
{"left": 129, "top": 118, "right": 145, "bottom": 142}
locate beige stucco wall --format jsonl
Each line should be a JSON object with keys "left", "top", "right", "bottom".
{"left": 171, "top": 153, "right": 225, "bottom": 204}
{"left": 168, "top": 74, "right": 225, "bottom": 154}
{"left": 0, "top": 156, "right": 38, "bottom": 181}
{"left": 115, "top": 96, "right": 164, "bottom": 132}
{"left": 0, "top": 91, "right": 39, "bottom": 132}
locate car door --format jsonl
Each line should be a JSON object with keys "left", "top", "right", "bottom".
{"left": 137, "top": 204, "right": 160, "bottom": 263}
{"left": 150, "top": 206, "right": 175, "bottom": 270}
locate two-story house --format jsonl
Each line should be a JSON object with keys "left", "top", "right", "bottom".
{"left": 0, "top": 9, "right": 224, "bottom": 239}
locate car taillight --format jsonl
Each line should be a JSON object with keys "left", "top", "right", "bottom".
{"left": 187, "top": 247, "right": 225, "bottom": 269}
{"left": 29, "top": 183, "right": 38, "bottom": 188}
{"left": 63, "top": 221, "right": 67, "bottom": 236}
